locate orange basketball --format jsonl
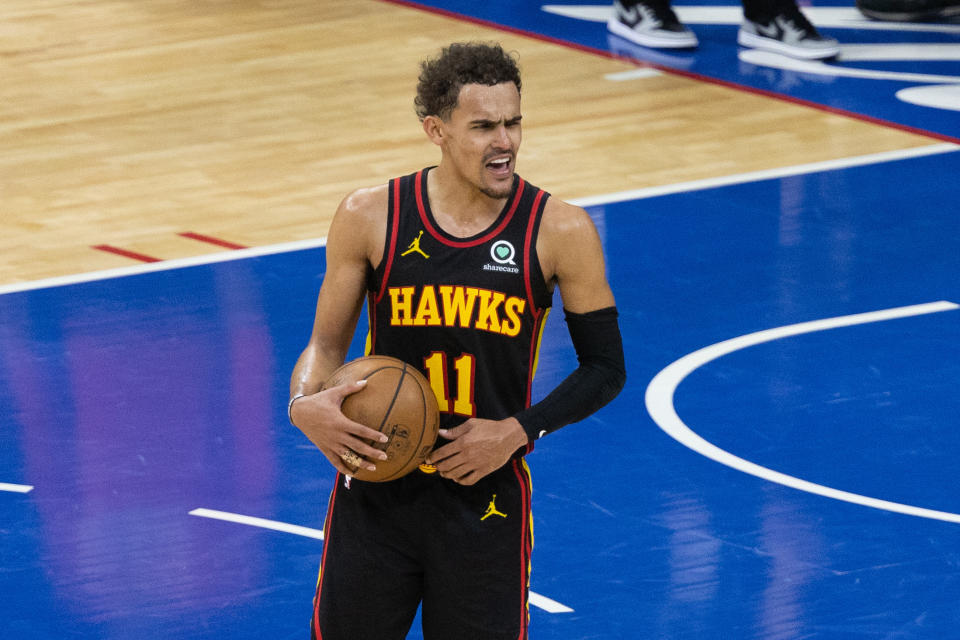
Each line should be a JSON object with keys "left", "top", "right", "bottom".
{"left": 322, "top": 355, "right": 440, "bottom": 482}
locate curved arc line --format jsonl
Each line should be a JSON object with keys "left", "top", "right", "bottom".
{"left": 644, "top": 301, "right": 960, "bottom": 524}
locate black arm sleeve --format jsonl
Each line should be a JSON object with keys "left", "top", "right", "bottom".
{"left": 513, "top": 306, "right": 626, "bottom": 440}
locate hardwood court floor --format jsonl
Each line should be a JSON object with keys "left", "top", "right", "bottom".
{"left": 0, "top": 0, "right": 939, "bottom": 285}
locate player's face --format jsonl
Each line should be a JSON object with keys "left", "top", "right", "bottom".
{"left": 441, "top": 82, "right": 522, "bottom": 199}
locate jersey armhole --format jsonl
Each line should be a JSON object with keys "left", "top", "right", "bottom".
{"left": 523, "top": 190, "right": 554, "bottom": 311}
{"left": 369, "top": 177, "right": 402, "bottom": 302}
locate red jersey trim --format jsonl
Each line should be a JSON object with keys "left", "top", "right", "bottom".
{"left": 374, "top": 178, "right": 403, "bottom": 305}
{"left": 510, "top": 459, "right": 533, "bottom": 639}
{"left": 414, "top": 169, "right": 526, "bottom": 248}
{"left": 525, "top": 309, "right": 544, "bottom": 411}
{"left": 366, "top": 291, "right": 377, "bottom": 352}
{"left": 522, "top": 189, "right": 546, "bottom": 311}
{"left": 312, "top": 478, "right": 342, "bottom": 639}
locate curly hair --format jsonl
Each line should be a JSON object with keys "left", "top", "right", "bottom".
{"left": 414, "top": 42, "right": 522, "bottom": 122}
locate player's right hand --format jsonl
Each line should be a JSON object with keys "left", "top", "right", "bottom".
{"left": 290, "top": 381, "right": 389, "bottom": 475}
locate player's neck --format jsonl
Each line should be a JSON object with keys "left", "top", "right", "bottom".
{"left": 427, "top": 165, "right": 508, "bottom": 238}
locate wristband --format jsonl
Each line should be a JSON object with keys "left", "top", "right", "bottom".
{"left": 288, "top": 393, "right": 306, "bottom": 425}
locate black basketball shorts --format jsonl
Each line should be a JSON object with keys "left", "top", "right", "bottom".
{"left": 310, "top": 459, "right": 533, "bottom": 640}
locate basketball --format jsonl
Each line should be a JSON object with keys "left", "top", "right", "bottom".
{"left": 322, "top": 355, "right": 440, "bottom": 482}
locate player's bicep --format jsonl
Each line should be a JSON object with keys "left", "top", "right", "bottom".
{"left": 310, "top": 260, "right": 368, "bottom": 355}
{"left": 543, "top": 203, "right": 615, "bottom": 314}
{"left": 308, "top": 192, "right": 381, "bottom": 356}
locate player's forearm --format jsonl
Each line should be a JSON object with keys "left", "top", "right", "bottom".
{"left": 513, "top": 306, "right": 626, "bottom": 440}
{"left": 289, "top": 340, "right": 347, "bottom": 398}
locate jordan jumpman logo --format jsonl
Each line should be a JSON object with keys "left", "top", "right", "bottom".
{"left": 481, "top": 494, "right": 508, "bottom": 521}
{"left": 401, "top": 230, "right": 430, "bottom": 259}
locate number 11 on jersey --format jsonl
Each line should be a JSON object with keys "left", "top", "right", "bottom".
{"left": 423, "top": 352, "right": 476, "bottom": 417}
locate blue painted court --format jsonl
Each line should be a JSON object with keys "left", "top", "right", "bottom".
{"left": 402, "top": 0, "right": 960, "bottom": 141}
{"left": 4, "top": 148, "right": 959, "bottom": 638}
{"left": 2, "top": 2, "right": 959, "bottom": 639}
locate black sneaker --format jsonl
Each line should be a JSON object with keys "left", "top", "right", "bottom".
{"left": 856, "top": 0, "right": 960, "bottom": 22}
{"left": 607, "top": 0, "right": 698, "bottom": 49}
{"left": 738, "top": 4, "right": 840, "bottom": 59}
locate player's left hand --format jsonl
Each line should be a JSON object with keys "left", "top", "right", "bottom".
{"left": 427, "top": 417, "right": 528, "bottom": 485}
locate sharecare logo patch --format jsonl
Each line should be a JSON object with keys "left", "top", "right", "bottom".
{"left": 485, "top": 240, "right": 519, "bottom": 274}
{"left": 491, "top": 240, "right": 516, "bottom": 265}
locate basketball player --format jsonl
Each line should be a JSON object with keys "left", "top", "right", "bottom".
{"left": 289, "top": 42, "right": 626, "bottom": 640}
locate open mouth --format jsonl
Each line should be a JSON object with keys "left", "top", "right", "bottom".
{"left": 485, "top": 156, "right": 512, "bottom": 174}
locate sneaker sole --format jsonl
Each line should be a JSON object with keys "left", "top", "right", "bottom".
{"left": 858, "top": 6, "right": 960, "bottom": 21}
{"left": 607, "top": 18, "right": 698, "bottom": 49}
{"left": 737, "top": 28, "right": 839, "bottom": 60}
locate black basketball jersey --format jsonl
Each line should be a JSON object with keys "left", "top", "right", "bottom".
{"left": 366, "top": 168, "right": 553, "bottom": 441}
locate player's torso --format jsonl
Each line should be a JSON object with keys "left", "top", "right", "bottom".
{"left": 367, "top": 168, "right": 553, "bottom": 428}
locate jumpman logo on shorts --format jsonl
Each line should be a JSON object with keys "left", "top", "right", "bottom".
{"left": 401, "top": 230, "right": 430, "bottom": 259}
{"left": 481, "top": 494, "right": 507, "bottom": 520}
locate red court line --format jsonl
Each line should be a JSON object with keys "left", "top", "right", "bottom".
{"left": 378, "top": 0, "right": 960, "bottom": 146}
{"left": 92, "top": 245, "right": 162, "bottom": 263}
{"left": 179, "top": 232, "right": 248, "bottom": 250}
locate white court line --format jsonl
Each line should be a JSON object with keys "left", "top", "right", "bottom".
{"left": 1, "top": 482, "right": 34, "bottom": 493}
{"left": 190, "top": 507, "right": 574, "bottom": 612}
{"left": 543, "top": 5, "right": 960, "bottom": 34}
{"left": 571, "top": 143, "right": 959, "bottom": 208}
{"left": 645, "top": 300, "right": 960, "bottom": 524}
{"left": 1, "top": 144, "right": 956, "bottom": 297}
{"left": 529, "top": 592, "right": 575, "bottom": 613}
{"left": 740, "top": 49, "right": 960, "bottom": 85}
{"left": 190, "top": 507, "right": 326, "bottom": 539}
{"left": 605, "top": 67, "right": 663, "bottom": 81}
{"left": 0, "top": 237, "right": 328, "bottom": 297}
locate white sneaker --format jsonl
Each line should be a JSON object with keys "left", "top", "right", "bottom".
{"left": 607, "top": 0, "right": 698, "bottom": 49}
{"left": 738, "top": 7, "right": 840, "bottom": 60}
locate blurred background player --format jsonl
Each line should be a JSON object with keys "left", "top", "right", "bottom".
{"left": 856, "top": 0, "right": 960, "bottom": 20}
{"left": 608, "top": 0, "right": 841, "bottom": 59}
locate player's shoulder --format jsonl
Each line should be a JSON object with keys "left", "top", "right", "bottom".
{"left": 337, "top": 183, "right": 390, "bottom": 222}
{"left": 540, "top": 195, "right": 596, "bottom": 238}
{"left": 535, "top": 196, "right": 602, "bottom": 283}
{"left": 327, "top": 183, "right": 390, "bottom": 263}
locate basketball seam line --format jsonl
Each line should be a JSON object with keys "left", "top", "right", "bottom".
{"left": 375, "top": 363, "right": 409, "bottom": 482}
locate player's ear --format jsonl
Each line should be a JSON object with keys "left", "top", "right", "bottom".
{"left": 422, "top": 115, "right": 444, "bottom": 146}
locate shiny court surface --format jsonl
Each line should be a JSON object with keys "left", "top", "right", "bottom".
{"left": 3, "top": 1, "right": 960, "bottom": 639}
{"left": 2, "top": 0, "right": 952, "bottom": 284}
{"left": 3, "top": 149, "right": 959, "bottom": 639}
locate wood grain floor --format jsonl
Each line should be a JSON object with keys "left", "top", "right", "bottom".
{"left": 0, "top": 0, "right": 939, "bottom": 285}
